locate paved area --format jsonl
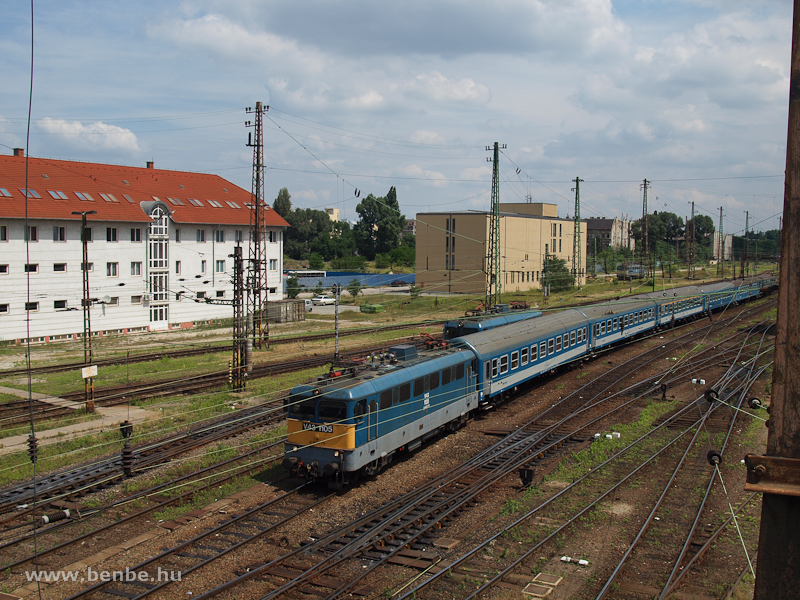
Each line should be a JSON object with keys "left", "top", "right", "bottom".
{"left": 0, "top": 385, "right": 156, "bottom": 456}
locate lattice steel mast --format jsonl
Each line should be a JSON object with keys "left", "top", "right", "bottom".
{"left": 231, "top": 245, "right": 246, "bottom": 390}
{"left": 245, "top": 102, "right": 269, "bottom": 349}
{"left": 640, "top": 178, "right": 650, "bottom": 275}
{"left": 571, "top": 177, "right": 583, "bottom": 286}
{"left": 485, "top": 143, "right": 505, "bottom": 309}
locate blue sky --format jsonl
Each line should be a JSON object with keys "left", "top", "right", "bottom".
{"left": 1, "top": 1, "right": 792, "bottom": 236}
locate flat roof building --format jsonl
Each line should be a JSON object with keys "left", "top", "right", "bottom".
{"left": 0, "top": 151, "right": 288, "bottom": 343}
{"left": 415, "top": 203, "right": 586, "bottom": 294}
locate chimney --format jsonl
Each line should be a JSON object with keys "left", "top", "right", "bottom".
{"left": 146, "top": 161, "right": 154, "bottom": 169}
{"left": 13, "top": 148, "right": 24, "bottom": 157}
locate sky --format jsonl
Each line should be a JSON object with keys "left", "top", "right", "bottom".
{"left": 1, "top": 1, "right": 792, "bottom": 237}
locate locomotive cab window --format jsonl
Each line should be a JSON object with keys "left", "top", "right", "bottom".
{"left": 292, "top": 400, "right": 317, "bottom": 420}
{"left": 319, "top": 401, "right": 346, "bottom": 421}
{"left": 521, "top": 347, "right": 529, "bottom": 365}
{"left": 354, "top": 399, "right": 366, "bottom": 417}
{"left": 511, "top": 351, "right": 519, "bottom": 369}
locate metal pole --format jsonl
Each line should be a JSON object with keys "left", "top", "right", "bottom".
{"left": 73, "top": 210, "right": 96, "bottom": 412}
{"left": 334, "top": 285, "right": 340, "bottom": 360}
{"left": 753, "top": 2, "right": 800, "bottom": 595}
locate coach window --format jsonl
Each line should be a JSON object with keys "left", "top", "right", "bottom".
{"left": 430, "top": 371, "right": 440, "bottom": 390}
{"left": 531, "top": 345, "right": 538, "bottom": 361}
{"left": 548, "top": 338, "right": 555, "bottom": 355}
{"left": 443, "top": 367, "right": 452, "bottom": 385}
{"left": 540, "top": 341, "right": 547, "bottom": 358}
{"left": 414, "top": 377, "right": 425, "bottom": 397}
{"left": 556, "top": 336, "right": 562, "bottom": 352}
{"left": 500, "top": 355, "right": 509, "bottom": 374}
{"left": 521, "top": 347, "right": 529, "bottom": 365}
{"left": 380, "top": 390, "right": 393, "bottom": 410}
{"left": 570, "top": 331, "right": 576, "bottom": 345}
{"left": 491, "top": 359, "right": 498, "bottom": 378}
{"left": 600, "top": 322, "right": 606, "bottom": 335}
{"left": 399, "top": 383, "right": 411, "bottom": 402}
{"left": 563, "top": 333, "right": 569, "bottom": 348}
{"left": 456, "top": 363, "right": 465, "bottom": 380}
{"left": 511, "top": 351, "right": 519, "bottom": 369}
{"left": 607, "top": 319, "right": 612, "bottom": 332}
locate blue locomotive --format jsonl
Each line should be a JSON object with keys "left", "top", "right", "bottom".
{"left": 283, "top": 274, "right": 776, "bottom": 488}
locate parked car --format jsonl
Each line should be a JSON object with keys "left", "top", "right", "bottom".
{"left": 312, "top": 295, "right": 336, "bottom": 306}
{"left": 304, "top": 299, "right": 313, "bottom": 312}
{"left": 390, "top": 280, "right": 409, "bottom": 287}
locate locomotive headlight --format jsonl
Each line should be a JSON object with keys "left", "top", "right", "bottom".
{"left": 334, "top": 451, "right": 339, "bottom": 457}
{"left": 292, "top": 446, "right": 298, "bottom": 451}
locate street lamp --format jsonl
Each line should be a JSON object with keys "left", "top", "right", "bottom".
{"left": 72, "top": 210, "right": 97, "bottom": 412}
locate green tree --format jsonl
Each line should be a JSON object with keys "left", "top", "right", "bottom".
{"left": 307, "top": 252, "right": 324, "bottom": 270}
{"left": 313, "top": 280, "right": 324, "bottom": 296}
{"left": 285, "top": 276, "right": 301, "bottom": 299}
{"left": 346, "top": 278, "right": 362, "bottom": 298}
{"left": 353, "top": 186, "right": 406, "bottom": 260}
{"left": 544, "top": 256, "right": 575, "bottom": 292}
{"left": 272, "top": 187, "right": 292, "bottom": 218}
{"left": 284, "top": 208, "right": 333, "bottom": 259}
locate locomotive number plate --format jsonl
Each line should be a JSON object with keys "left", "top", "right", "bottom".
{"left": 303, "top": 423, "right": 333, "bottom": 433}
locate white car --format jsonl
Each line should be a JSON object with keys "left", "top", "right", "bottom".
{"left": 312, "top": 295, "right": 336, "bottom": 306}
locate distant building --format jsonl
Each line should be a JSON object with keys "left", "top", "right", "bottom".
{"left": 325, "top": 208, "right": 340, "bottom": 222}
{"left": 416, "top": 203, "right": 586, "bottom": 294}
{"left": 0, "top": 150, "right": 288, "bottom": 343}
{"left": 713, "top": 232, "right": 733, "bottom": 261}
{"left": 585, "top": 217, "right": 634, "bottom": 254}
{"left": 404, "top": 219, "right": 416, "bottom": 236}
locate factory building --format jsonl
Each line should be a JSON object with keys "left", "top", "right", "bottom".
{"left": 415, "top": 203, "right": 586, "bottom": 294}
{"left": 0, "top": 150, "right": 288, "bottom": 344}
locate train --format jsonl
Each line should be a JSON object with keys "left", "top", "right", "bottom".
{"left": 442, "top": 305, "right": 542, "bottom": 339}
{"left": 282, "top": 274, "right": 776, "bottom": 489}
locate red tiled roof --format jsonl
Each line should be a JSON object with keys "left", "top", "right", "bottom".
{"left": 0, "top": 154, "right": 289, "bottom": 227}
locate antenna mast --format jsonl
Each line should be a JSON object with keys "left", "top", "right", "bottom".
{"left": 485, "top": 142, "right": 505, "bottom": 309}
{"left": 245, "top": 102, "right": 269, "bottom": 349}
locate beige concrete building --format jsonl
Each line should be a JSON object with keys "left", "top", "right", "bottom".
{"left": 325, "top": 207, "right": 340, "bottom": 222}
{"left": 416, "top": 203, "right": 587, "bottom": 294}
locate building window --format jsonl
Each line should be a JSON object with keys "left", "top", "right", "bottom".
{"left": 131, "top": 262, "right": 142, "bottom": 276}
{"left": 197, "top": 229, "right": 205, "bottom": 243}
{"left": 26, "top": 226, "right": 38, "bottom": 242}
{"left": 83, "top": 227, "right": 93, "bottom": 242}
{"left": 25, "top": 302, "right": 39, "bottom": 311}
{"left": 214, "top": 230, "right": 225, "bottom": 243}
{"left": 107, "top": 227, "right": 118, "bottom": 242}
{"left": 24, "top": 264, "right": 38, "bottom": 273}
{"left": 269, "top": 259, "right": 277, "bottom": 271}
{"left": 200, "top": 260, "right": 206, "bottom": 274}
{"left": 54, "top": 300, "right": 67, "bottom": 310}
{"left": 81, "top": 262, "right": 94, "bottom": 272}
{"left": 107, "top": 297, "right": 119, "bottom": 306}
{"left": 196, "top": 291, "right": 206, "bottom": 299}
{"left": 131, "top": 295, "right": 142, "bottom": 304}
{"left": 451, "top": 256, "right": 455, "bottom": 270}
{"left": 54, "top": 263, "right": 66, "bottom": 272}
{"left": 107, "top": 262, "right": 119, "bottom": 277}
{"left": 446, "top": 237, "right": 449, "bottom": 251}
{"left": 175, "top": 261, "right": 181, "bottom": 274}
{"left": 0, "top": 225, "right": 6, "bottom": 241}
{"left": 131, "top": 228, "right": 142, "bottom": 242}
{"left": 216, "top": 290, "right": 225, "bottom": 298}
{"left": 451, "top": 219, "right": 455, "bottom": 233}
{"left": 0, "top": 303, "right": 8, "bottom": 314}
{"left": 175, "top": 229, "right": 181, "bottom": 243}
{"left": 215, "top": 260, "right": 225, "bottom": 273}
{"left": 235, "top": 230, "right": 243, "bottom": 242}
{"left": 0, "top": 264, "right": 9, "bottom": 274}
{"left": 451, "top": 236, "right": 455, "bottom": 252}
{"left": 53, "top": 226, "right": 66, "bottom": 242}
{"left": 20, "top": 189, "right": 41, "bottom": 198}
{"left": 269, "top": 287, "right": 277, "bottom": 294}
{"left": 268, "top": 231, "right": 278, "bottom": 243}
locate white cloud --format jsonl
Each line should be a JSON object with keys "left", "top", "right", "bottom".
{"left": 404, "top": 72, "right": 491, "bottom": 105}
{"left": 36, "top": 118, "right": 142, "bottom": 153}
{"left": 399, "top": 164, "right": 448, "bottom": 186}
{"left": 410, "top": 130, "right": 447, "bottom": 145}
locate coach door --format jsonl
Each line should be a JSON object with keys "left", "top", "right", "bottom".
{"left": 368, "top": 400, "right": 378, "bottom": 440}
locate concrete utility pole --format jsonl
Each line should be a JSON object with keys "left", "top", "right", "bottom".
{"left": 689, "top": 202, "right": 696, "bottom": 279}
{"left": 640, "top": 179, "right": 650, "bottom": 275}
{"left": 751, "top": 2, "right": 800, "bottom": 596}
{"left": 571, "top": 177, "right": 583, "bottom": 287}
{"left": 717, "top": 207, "right": 724, "bottom": 277}
{"left": 745, "top": 210, "right": 750, "bottom": 278}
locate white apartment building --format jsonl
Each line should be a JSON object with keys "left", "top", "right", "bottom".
{"left": 0, "top": 150, "right": 288, "bottom": 343}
